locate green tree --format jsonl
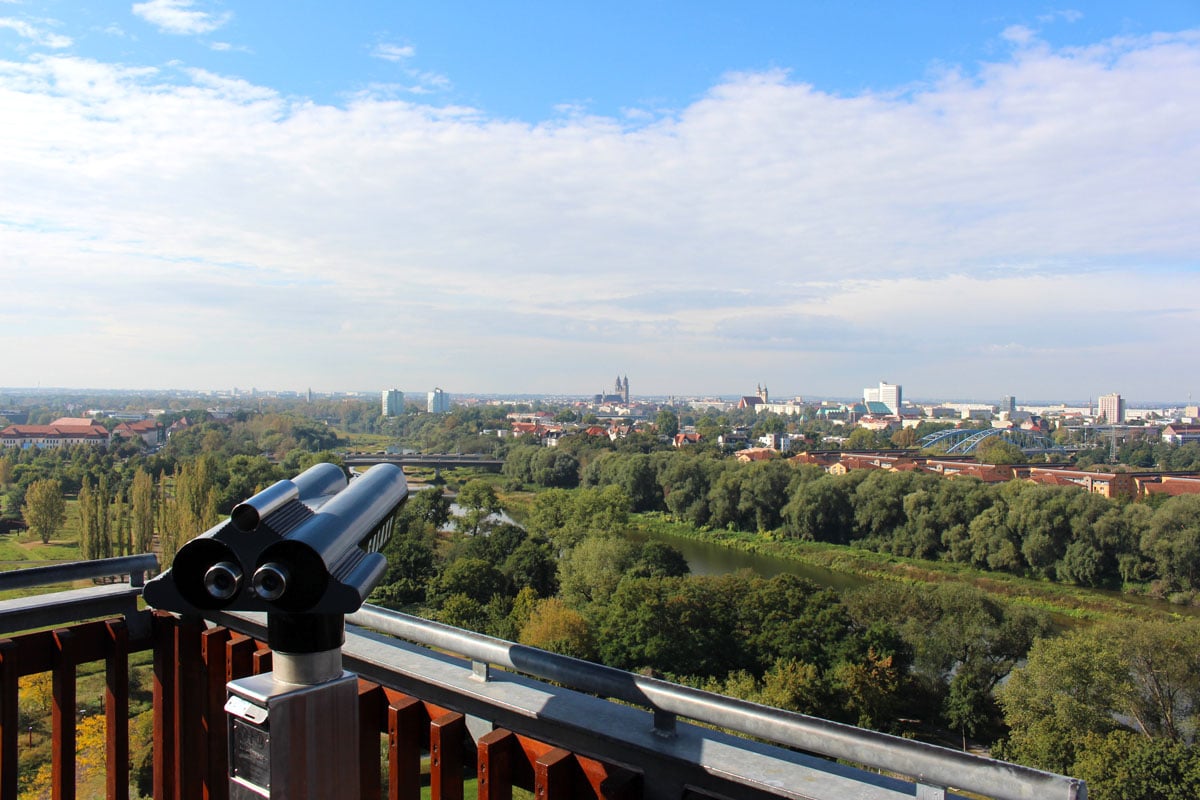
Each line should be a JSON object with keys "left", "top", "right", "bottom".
{"left": 533, "top": 449, "right": 581, "bottom": 489}
{"left": 997, "top": 628, "right": 1131, "bottom": 773}
{"left": 629, "top": 540, "right": 690, "bottom": 579}
{"left": 158, "top": 458, "right": 220, "bottom": 565}
{"left": 1071, "top": 730, "right": 1200, "bottom": 800}
{"left": 502, "top": 537, "right": 559, "bottom": 597}
{"left": 659, "top": 453, "right": 720, "bottom": 526}
{"left": 371, "top": 533, "right": 436, "bottom": 607}
{"left": 557, "top": 536, "right": 639, "bottom": 607}
{"left": 975, "top": 437, "right": 1025, "bottom": 465}
{"left": 889, "top": 427, "right": 918, "bottom": 448}
{"left": 844, "top": 427, "right": 881, "bottom": 450}
{"left": 427, "top": 558, "right": 506, "bottom": 606}
{"left": 597, "top": 576, "right": 743, "bottom": 677}
{"left": 1141, "top": 495, "right": 1200, "bottom": 591}
{"left": 405, "top": 487, "right": 452, "bottom": 530}
{"left": 655, "top": 408, "right": 680, "bottom": 438}
{"left": 456, "top": 480, "right": 500, "bottom": 535}
{"left": 519, "top": 598, "right": 595, "bottom": 659}
{"left": 21, "top": 478, "right": 66, "bottom": 544}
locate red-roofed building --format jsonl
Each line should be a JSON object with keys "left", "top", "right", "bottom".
{"left": 919, "top": 459, "right": 1014, "bottom": 483}
{"left": 1026, "top": 467, "right": 1136, "bottom": 499}
{"left": 113, "top": 419, "right": 164, "bottom": 448}
{"left": 1, "top": 422, "right": 111, "bottom": 449}
{"left": 1133, "top": 474, "right": 1200, "bottom": 499}
{"left": 734, "top": 447, "right": 777, "bottom": 463}
{"left": 1162, "top": 424, "right": 1200, "bottom": 445}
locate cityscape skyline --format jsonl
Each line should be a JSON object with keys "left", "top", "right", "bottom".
{"left": 2, "top": 3, "right": 1198, "bottom": 398}
{"left": 0, "top": 382, "right": 1188, "bottom": 410}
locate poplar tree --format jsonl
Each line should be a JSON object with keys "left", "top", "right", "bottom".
{"left": 130, "top": 468, "right": 155, "bottom": 555}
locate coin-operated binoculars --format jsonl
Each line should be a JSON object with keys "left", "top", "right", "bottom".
{"left": 144, "top": 462, "right": 408, "bottom": 799}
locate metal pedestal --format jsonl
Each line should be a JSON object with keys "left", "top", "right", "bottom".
{"left": 225, "top": 650, "right": 360, "bottom": 799}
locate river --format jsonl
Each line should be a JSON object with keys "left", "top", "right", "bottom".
{"left": 623, "top": 528, "right": 870, "bottom": 594}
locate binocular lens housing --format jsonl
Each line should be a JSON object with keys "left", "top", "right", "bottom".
{"left": 203, "top": 561, "right": 243, "bottom": 600}
{"left": 253, "top": 563, "right": 290, "bottom": 601}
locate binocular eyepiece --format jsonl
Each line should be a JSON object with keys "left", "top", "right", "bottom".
{"left": 144, "top": 462, "right": 408, "bottom": 616}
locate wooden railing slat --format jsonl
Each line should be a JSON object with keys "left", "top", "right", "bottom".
{"left": 51, "top": 628, "right": 77, "bottom": 800}
{"left": 430, "top": 711, "right": 465, "bottom": 800}
{"left": 477, "top": 728, "right": 515, "bottom": 800}
{"left": 535, "top": 747, "right": 575, "bottom": 800}
{"left": 200, "top": 626, "right": 232, "bottom": 800}
{"left": 388, "top": 696, "right": 425, "bottom": 800}
{"left": 0, "top": 640, "right": 18, "bottom": 800}
{"left": 104, "top": 620, "right": 130, "bottom": 800}
{"left": 358, "top": 681, "right": 384, "bottom": 800}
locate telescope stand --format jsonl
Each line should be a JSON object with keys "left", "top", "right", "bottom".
{"left": 224, "top": 614, "right": 361, "bottom": 799}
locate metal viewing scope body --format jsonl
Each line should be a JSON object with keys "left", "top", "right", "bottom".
{"left": 144, "top": 462, "right": 408, "bottom": 617}
{"left": 145, "top": 462, "right": 408, "bottom": 800}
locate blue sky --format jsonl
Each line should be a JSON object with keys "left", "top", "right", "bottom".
{"left": 1, "top": 2, "right": 1198, "bottom": 402}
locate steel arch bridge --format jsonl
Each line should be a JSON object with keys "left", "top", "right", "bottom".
{"left": 918, "top": 427, "right": 1063, "bottom": 455}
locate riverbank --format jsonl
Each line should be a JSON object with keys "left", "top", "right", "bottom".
{"left": 630, "top": 512, "right": 1196, "bottom": 626}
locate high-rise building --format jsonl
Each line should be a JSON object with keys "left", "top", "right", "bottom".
{"left": 1098, "top": 393, "right": 1125, "bottom": 424}
{"left": 381, "top": 389, "right": 404, "bottom": 417}
{"left": 863, "top": 381, "right": 902, "bottom": 415}
{"left": 427, "top": 388, "right": 450, "bottom": 414}
{"left": 1000, "top": 395, "right": 1016, "bottom": 415}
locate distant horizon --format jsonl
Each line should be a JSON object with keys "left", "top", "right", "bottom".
{"left": 0, "top": 385, "right": 1191, "bottom": 410}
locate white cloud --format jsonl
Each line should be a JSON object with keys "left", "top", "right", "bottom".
{"left": 372, "top": 43, "right": 414, "bottom": 62}
{"left": 131, "top": 0, "right": 231, "bottom": 36}
{"left": 1038, "top": 10, "right": 1084, "bottom": 25}
{"left": 368, "top": 43, "right": 450, "bottom": 95}
{"left": 0, "top": 28, "right": 1198, "bottom": 397}
{"left": 0, "top": 18, "right": 72, "bottom": 48}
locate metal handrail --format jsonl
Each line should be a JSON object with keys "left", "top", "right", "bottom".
{"left": 347, "top": 604, "right": 1085, "bottom": 800}
{"left": 0, "top": 553, "right": 158, "bottom": 590}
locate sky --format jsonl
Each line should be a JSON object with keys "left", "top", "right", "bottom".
{"left": 1, "top": 2, "right": 1198, "bottom": 402}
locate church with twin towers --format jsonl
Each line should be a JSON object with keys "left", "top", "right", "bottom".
{"left": 595, "top": 375, "right": 630, "bottom": 404}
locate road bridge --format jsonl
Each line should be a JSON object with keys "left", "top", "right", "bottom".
{"left": 343, "top": 452, "right": 506, "bottom": 472}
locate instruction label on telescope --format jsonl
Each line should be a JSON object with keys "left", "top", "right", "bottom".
{"left": 230, "top": 717, "right": 271, "bottom": 790}
{"left": 226, "top": 696, "right": 271, "bottom": 792}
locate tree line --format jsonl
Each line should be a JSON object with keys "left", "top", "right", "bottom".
{"left": 501, "top": 444, "right": 1200, "bottom": 600}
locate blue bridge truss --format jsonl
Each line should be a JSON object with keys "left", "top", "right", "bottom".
{"left": 918, "top": 427, "right": 1065, "bottom": 455}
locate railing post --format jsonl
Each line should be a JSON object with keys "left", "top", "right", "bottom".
{"left": 430, "top": 712, "right": 465, "bottom": 800}
{"left": 387, "top": 695, "right": 424, "bottom": 800}
{"left": 104, "top": 620, "right": 130, "bottom": 800}
{"left": 174, "top": 616, "right": 205, "bottom": 800}
{"left": 51, "top": 628, "right": 77, "bottom": 800}
{"left": 225, "top": 633, "right": 256, "bottom": 682}
{"left": 0, "top": 640, "right": 17, "bottom": 800}
{"left": 153, "top": 612, "right": 177, "bottom": 800}
{"left": 200, "top": 627, "right": 232, "bottom": 800}
{"left": 535, "top": 748, "right": 575, "bottom": 800}
{"left": 477, "top": 729, "right": 515, "bottom": 800}
{"left": 358, "top": 681, "right": 384, "bottom": 800}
